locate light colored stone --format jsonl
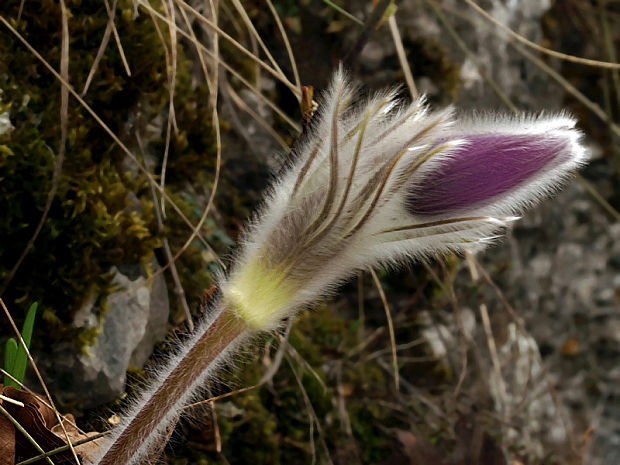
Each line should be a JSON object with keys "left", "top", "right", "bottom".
{"left": 41, "top": 261, "right": 169, "bottom": 407}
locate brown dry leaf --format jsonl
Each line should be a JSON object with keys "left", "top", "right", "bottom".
{"left": 1, "top": 385, "right": 78, "bottom": 464}
{"left": 50, "top": 414, "right": 106, "bottom": 464}
{"left": 0, "top": 394, "right": 16, "bottom": 465}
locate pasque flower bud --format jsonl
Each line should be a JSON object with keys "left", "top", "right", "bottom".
{"left": 222, "top": 69, "right": 586, "bottom": 331}
{"left": 94, "top": 70, "right": 587, "bottom": 465}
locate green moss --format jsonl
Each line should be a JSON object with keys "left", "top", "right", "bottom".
{"left": 0, "top": 0, "right": 224, "bottom": 347}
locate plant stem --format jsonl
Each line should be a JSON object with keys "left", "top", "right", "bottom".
{"left": 94, "top": 304, "right": 251, "bottom": 465}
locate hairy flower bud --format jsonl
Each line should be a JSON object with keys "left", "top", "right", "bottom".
{"left": 94, "top": 70, "right": 587, "bottom": 465}
{"left": 221, "top": 70, "right": 587, "bottom": 331}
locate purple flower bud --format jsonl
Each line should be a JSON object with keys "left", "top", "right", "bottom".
{"left": 407, "top": 122, "right": 584, "bottom": 217}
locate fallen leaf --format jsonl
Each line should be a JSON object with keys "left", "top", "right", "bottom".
{"left": 1, "top": 386, "right": 82, "bottom": 464}
{"left": 0, "top": 397, "right": 16, "bottom": 465}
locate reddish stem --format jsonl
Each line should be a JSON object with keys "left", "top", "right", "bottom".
{"left": 96, "top": 308, "right": 247, "bottom": 465}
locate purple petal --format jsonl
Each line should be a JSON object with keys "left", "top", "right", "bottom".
{"left": 407, "top": 133, "right": 571, "bottom": 216}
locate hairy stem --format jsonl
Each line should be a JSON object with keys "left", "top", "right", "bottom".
{"left": 94, "top": 304, "right": 250, "bottom": 465}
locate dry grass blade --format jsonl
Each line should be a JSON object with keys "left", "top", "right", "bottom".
{"left": 183, "top": 384, "right": 260, "bottom": 410}
{"left": 478, "top": 303, "right": 508, "bottom": 417}
{"left": 387, "top": 13, "right": 417, "bottom": 100}
{"left": 285, "top": 342, "right": 328, "bottom": 394}
{"left": 511, "top": 41, "right": 620, "bottom": 140}
{"left": 576, "top": 174, "right": 620, "bottom": 222}
{"left": 323, "top": 0, "right": 363, "bottom": 26}
{"left": 260, "top": 317, "right": 295, "bottom": 384}
{"left": 463, "top": 0, "right": 620, "bottom": 69}
{"left": 463, "top": 251, "right": 577, "bottom": 448}
{"left": 145, "top": 148, "right": 194, "bottom": 331}
{"left": 164, "top": 0, "right": 300, "bottom": 96}
{"left": 106, "top": 0, "right": 229, "bottom": 305}
{"left": 1, "top": 3, "right": 80, "bottom": 461}
{"left": 286, "top": 354, "right": 334, "bottom": 465}
{"left": 177, "top": 1, "right": 212, "bottom": 93}
{"left": 143, "top": 0, "right": 301, "bottom": 132}
{"left": 82, "top": 0, "right": 117, "bottom": 96}
{"left": 105, "top": 0, "right": 131, "bottom": 76}
{"left": 168, "top": 0, "right": 225, "bottom": 275}
{"left": 224, "top": 79, "right": 290, "bottom": 150}
{"left": 82, "top": 0, "right": 132, "bottom": 94}
{"left": 368, "top": 267, "right": 399, "bottom": 392}
{"left": 343, "top": 0, "right": 393, "bottom": 67}
{"left": 421, "top": 259, "right": 468, "bottom": 398}
{"left": 158, "top": 0, "right": 180, "bottom": 217}
{"left": 228, "top": 0, "right": 287, "bottom": 82}
{"left": 266, "top": 0, "right": 301, "bottom": 92}
{"left": 0, "top": 0, "right": 71, "bottom": 297}
{"left": 599, "top": 0, "right": 620, "bottom": 109}
{"left": 0, "top": 394, "right": 24, "bottom": 407}
{"left": 0, "top": 369, "right": 88, "bottom": 437}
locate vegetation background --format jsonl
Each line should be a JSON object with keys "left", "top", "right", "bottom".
{"left": 0, "top": 0, "right": 619, "bottom": 464}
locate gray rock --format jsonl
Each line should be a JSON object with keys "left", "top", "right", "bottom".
{"left": 41, "top": 261, "right": 169, "bottom": 408}
{"left": 401, "top": 0, "right": 559, "bottom": 110}
{"left": 0, "top": 111, "right": 13, "bottom": 136}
